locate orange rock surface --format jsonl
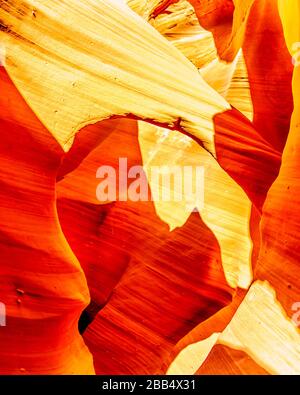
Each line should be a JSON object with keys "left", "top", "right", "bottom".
{"left": 0, "top": 0, "right": 299, "bottom": 375}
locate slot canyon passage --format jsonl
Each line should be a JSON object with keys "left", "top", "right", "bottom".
{"left": 0, "top": 0, "right": 300, "bottom": 375}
